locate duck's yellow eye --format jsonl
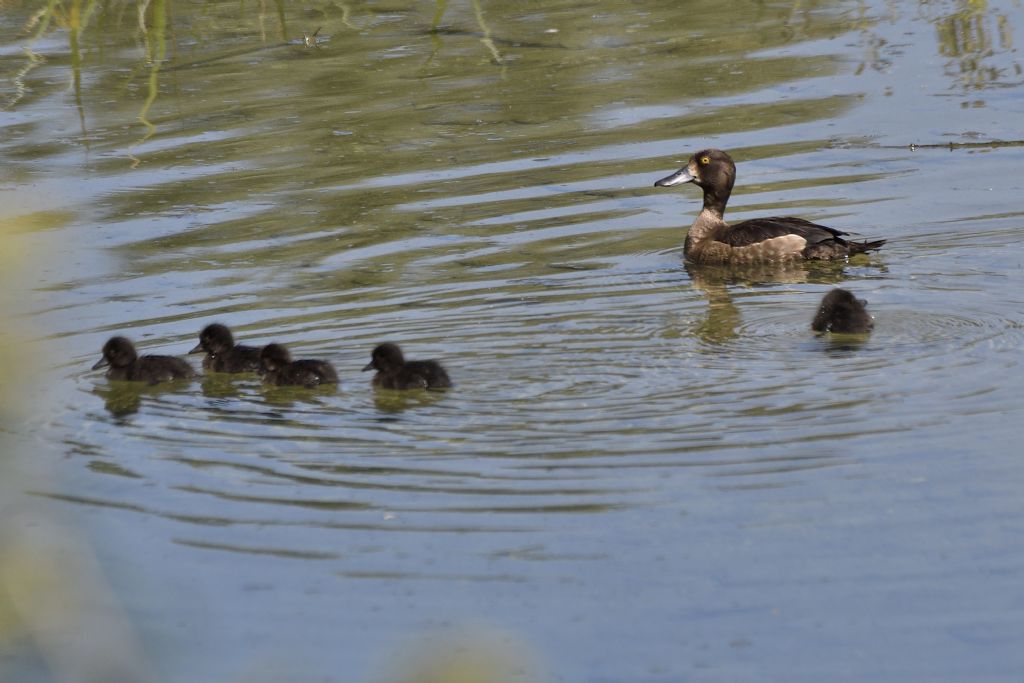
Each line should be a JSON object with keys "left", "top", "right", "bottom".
{"left": 700, "top": 156, "right": 710, "bottom": 165}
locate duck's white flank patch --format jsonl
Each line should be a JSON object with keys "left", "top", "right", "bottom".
{"left": 760, "top": 234, "right": 807, "bottom": 258}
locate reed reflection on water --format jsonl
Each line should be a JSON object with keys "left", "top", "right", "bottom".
{"left": 2, "top": 0, "right": 1024, "bottom": 681}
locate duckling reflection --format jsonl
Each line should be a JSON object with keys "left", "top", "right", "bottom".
{"left": 259, "top": 385, "right": 336, "bottom": 409}
{"left": 92, "top": 336, "right": 196, "bottom": 385}
{"left": 812, "top": 288, "right": 873, "bottom": 334}
{"left": 259, "top": 343, "right": 339, "bottom": 388}
{"left": 93, "top": 381, "right": 197, "bottom": 418}
{"left": 199, "top": 373, "right": 249, "bottom": 400}
{"left": 373, "top": 389, "right": 449, "bottom": 415}
{"left": 93, "top": 383, "right": 142, "bottom": 417}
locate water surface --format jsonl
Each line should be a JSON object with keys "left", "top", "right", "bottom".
{"left": 2, "top": 0, "right": 1023, "bottom": 681}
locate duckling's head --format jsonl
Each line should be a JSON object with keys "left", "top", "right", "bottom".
{"left": 191, "top": 323, "right": 235, "bottom": 355}
{"left": 812, "top": 288, "right": 873, "bottom": 334}
{"left": 363, "top": 343, "right": 405, "bottom": 372}
{"left": 260, "top": 343, "right": 292, "bottom": 372}
{"left": 654, "top": 149, "right": 736, "bottom": 212}
{"left": 93, "top": 336, "right": 138, "bottom": 370}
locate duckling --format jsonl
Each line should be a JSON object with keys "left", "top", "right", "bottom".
{"left": 654, "top": 149, "right": 886, "bottom": 264}
{"left": 259, "top": 343, "right": 339, "bottom": 388}
{"left": 189, "top": 323, "right": 262, "bottom": 373}
{"left": 92, "top": 336, "right": 196, "bottom": 384}
{"left": 812, "top": 288, "right": 873, "bottom": 334}
{"left": 362, "top": 343, "right": 452, "bottom": 390}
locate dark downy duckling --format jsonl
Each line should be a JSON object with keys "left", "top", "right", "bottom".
{"left": 812, "top": 288, "right": 873, "bottom": 334}
{"left": 189, "top": 323, "right": 262, "bottom": 373}
{"left": 654, "top": 149, "right": 886, "bottom": 264}
{"left": 259, "top": 343, "right": 339, "bottom": 388}
{"left": 362, "top": 343, "right": 452, "bottom": 390}
{"left": 92, "top": 336, "right": 196, "bottom": 384}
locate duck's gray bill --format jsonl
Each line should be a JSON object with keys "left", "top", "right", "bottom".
{"left": 654, "top": 168, "right": 695, "bottom": 187}
{"left": 92, "top": 357, "right": 110, "bottom": 370}
{"left": 188, "top": 342, "right": 204, "bottom": 354}
{"left": 361, "top": 362, "right": 374, "bottom": 372}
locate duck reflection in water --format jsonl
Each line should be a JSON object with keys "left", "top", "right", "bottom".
{"left": 372, "top": 389, "right": 449, "bottom": 415}
{"left": 93, "top": 382, "right": 199, "bottom": 419}
{"left": 93, "top": 384, "right": 143, "bottom": 417}
{"left": 684, "top": 260, "right": 850, "bottom": 345}
{"left": 199, "top": 373, "right": 249, "bottom": 400}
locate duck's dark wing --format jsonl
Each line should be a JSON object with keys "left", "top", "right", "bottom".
{"left": 137, "top": 355, "right": 196, "bottom": 383}
{"left": 215, "top": 344, "right": 263, "bottom": 373}
{"left": 289, "top": 359, "right": 339, "bottom": 387}
{"left": 718, "top": 217, "right": 849, "bottom": 247}
{"left": 404, "top": 361, "right": 452, "bottom": 389}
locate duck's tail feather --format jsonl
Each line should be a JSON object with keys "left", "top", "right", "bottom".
{"left": 849, "top": 238, "right": 886, "bottom": 254}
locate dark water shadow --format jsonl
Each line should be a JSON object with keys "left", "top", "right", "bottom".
{"left": 373, "top": 388, "right": 451, "bottom": 416}
{"left": 812, "top": 332, "right": 872, "bottom": 356}
{"left": 259, "top": 384, "right": 339, "bottom": 409}
{"left": 684, "top": 260, "right": 852, "bottom": 344}
{"left": 199, "top": 373, "right": 256, "bottom": 399}
{"left": 92, "top": 379, "right": 195, "bottom": 418}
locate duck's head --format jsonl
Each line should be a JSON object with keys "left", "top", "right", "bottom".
{"left": 190, "top": 323, "right": 235, "bottom": 355}
{"left": 93, "top": 336, "right": 138, "bottom": 370}
{"left": 260, "top": 343, "right": 292, "bottom": 372}
{"left": 363, "top": 343, "right": 404, "bottom": 372}
{"left": 654, "top": 149, "right": 736, "bottom": 211}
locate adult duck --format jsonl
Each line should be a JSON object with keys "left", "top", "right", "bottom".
{"left": 654, "top": 149, "right": 885, "bottom": 264}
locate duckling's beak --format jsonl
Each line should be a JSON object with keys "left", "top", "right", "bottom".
{"left": 361, "top": 361, "right": 374, "bottom": 372}
{"left": 654, "top": 167, "right": 696, "bottom": 187}
{"left": 92, "top": 357, "right": 110, "bottom": 370}
{"left": 188, "top": 342, "right": 204, "bottom": 354}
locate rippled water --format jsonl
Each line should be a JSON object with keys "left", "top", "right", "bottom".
{"left": 3, "top": 0, "right": 1024, "bottom": 681}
